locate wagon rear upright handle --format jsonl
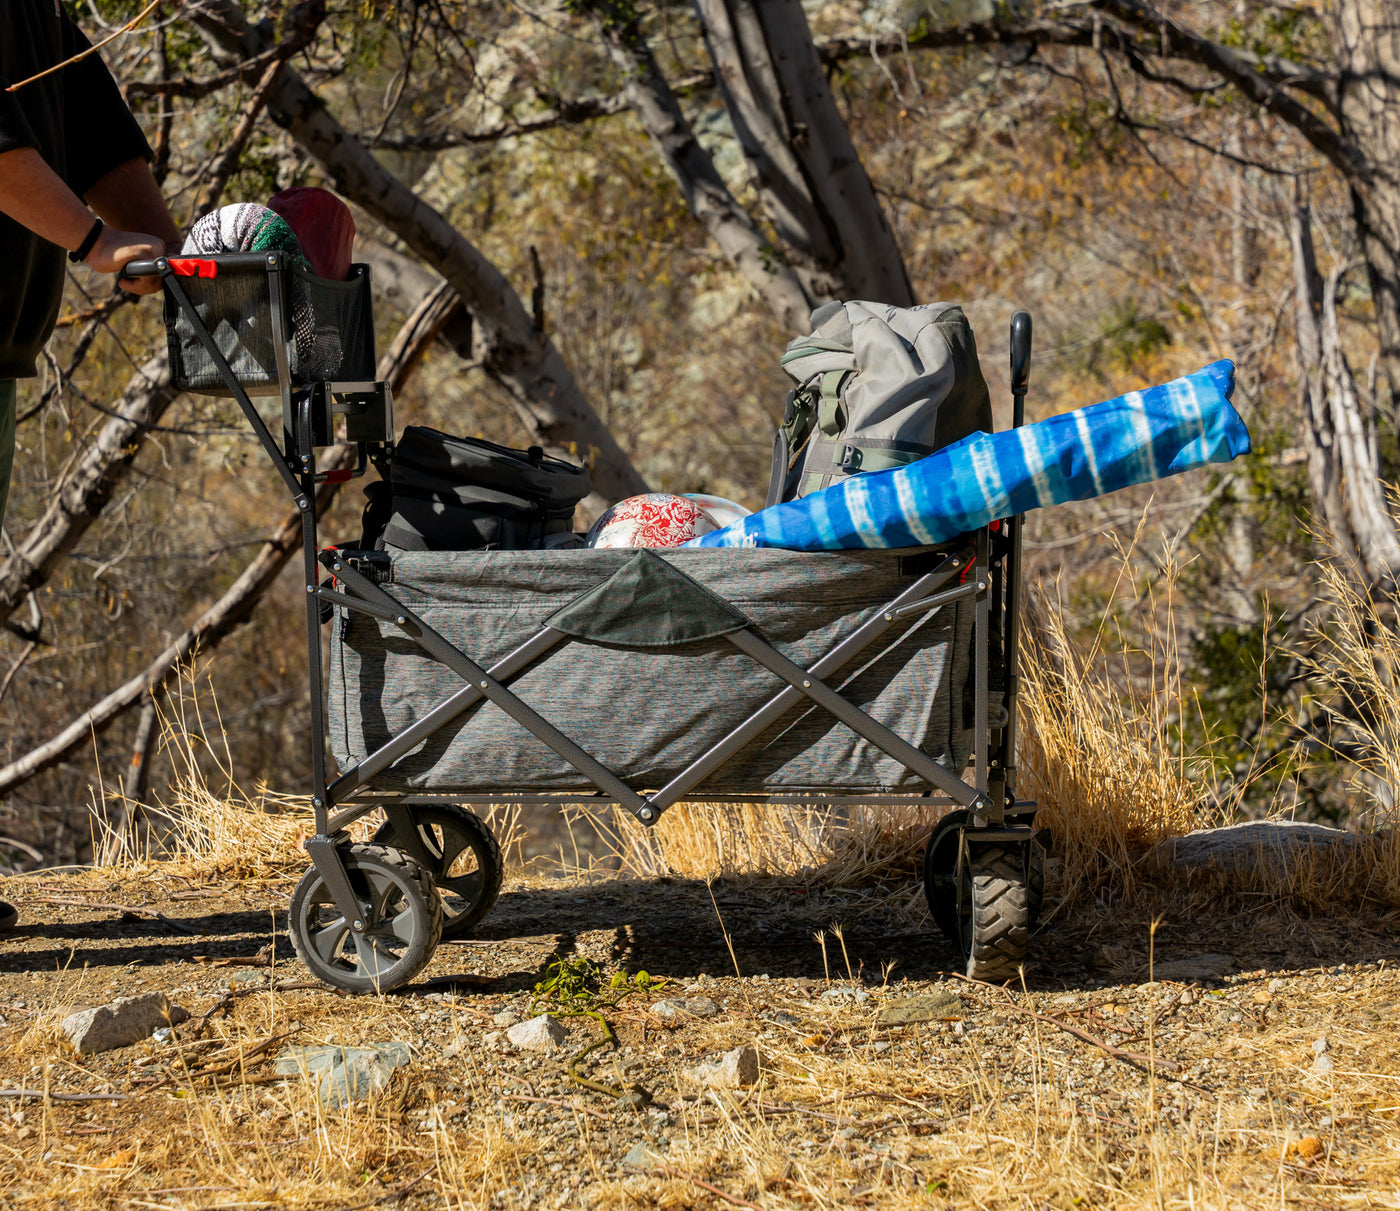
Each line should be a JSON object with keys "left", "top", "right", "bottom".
{"left": 1001, "top": 310, "right": 1032, "bottom": 811}
{"left": 1010, "top": 310, "right": 1032, "bottom": 428}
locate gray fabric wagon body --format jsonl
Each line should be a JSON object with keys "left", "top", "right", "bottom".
{"left": 328, "top": 547, "right": 975, "bottom": 795}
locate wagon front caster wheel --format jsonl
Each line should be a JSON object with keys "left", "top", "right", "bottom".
{"left": 289, "top": 842, "right": 443, "bottom": 994}
{"left": 373, "top": 804, "right": 504, "bottom": 939}
{"left": 962, "top": 843, "right": 1031, "bottom": 984}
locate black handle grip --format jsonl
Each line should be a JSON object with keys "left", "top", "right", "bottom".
{"left": 1010, "top": 311, "right": 1033, "bottom": 396}
{"left": 122, "top": 259, "right": 164, "bottom": 278}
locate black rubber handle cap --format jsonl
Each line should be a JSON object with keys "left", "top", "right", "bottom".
{"left": 122, "top": 259, "right": 164, "bottom": 277}
{"left": 1010, "top": 311, "right": 1033, "bottom": 395}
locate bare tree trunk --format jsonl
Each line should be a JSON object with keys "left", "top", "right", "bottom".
{"left": 99, "top": 697, "right": 160, "bottom": 864}
{"left": 696, "top": 0, "right": 914, "bottom": 306}
{"left": 585, "top": 0, "right": 814, "bottom": 332}
{"left": 0, "top": 352, "right": 176, "bottom": 627}
{"left": 1325, "top": 0, "right": 1400, "bottom": 418}
{"left": 1290, "top": 201, "right": 1400, "bottom": 590}
{"left": 187, "top": 0, "right": 647, "bottom": 503}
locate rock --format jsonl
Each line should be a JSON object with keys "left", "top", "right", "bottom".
{"left": 769, "top": 1011, "right": 801, "bottom": 1028}
{"left": 1154, "top": 821, "right": 1357, "bottom": 875}
{"left": 876, "top": 990, "right": 964, "bottom": 1025}
{"left": 506, "top": 1014, "right": 569, "bottom": 1051}
{"left": 492, "top": 1010, "right": 521, "bottom": 1028}
{"left": 1153, "top": 954, "right": 1234, "bottom": 981}
{"left": 1312, "top": 1037, "right": 1329, "bottom": 1055}
{"left": 683, "top": 1045, "right": 759, "bottom": 1089}
{"left": 274, "top": 1042, "right": 411, "bottom": 1108}
{"left": 652, "top": 996, "right": 720, "bottom": 1020}
{"left": 62, "top": 992, "right": 190, "bottom": 1054}
{"left": 622, "top": 1141, "right": 665, "bottom": 1170}
{"left": 1312, "top": 1053, "right": 1334, "bottom": 1076}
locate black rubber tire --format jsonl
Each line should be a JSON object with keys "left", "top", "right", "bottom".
{"left": 1027, "top": 837, "right": 1045, "bottom": 927}
{"left": 289, "top": 842, "right": 443, "bottom": 994}
{"left": 922, "top": 809, "right": 969, "bottom": 946}
{"left": 963, "top": 843, "right": 1031, "bottom": 984}
{"left": 372, "top": 804, "right": 503, "bottom": 940}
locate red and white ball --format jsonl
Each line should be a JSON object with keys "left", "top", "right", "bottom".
{"left": 586, "top": 493, "right": 719, "bottom": 549}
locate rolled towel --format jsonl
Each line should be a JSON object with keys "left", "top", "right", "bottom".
{"left": 181, "top": 203, "right": 342, "bottom": 380}
{"left": 687, "top": 360, "right": 1250, "bottom": 551}
{"left": 181, "top": 202, "right": 309, "bottom": 265}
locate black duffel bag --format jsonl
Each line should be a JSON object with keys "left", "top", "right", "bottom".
{"left": 360, "top": 427, "right": 592, "bottom": 551}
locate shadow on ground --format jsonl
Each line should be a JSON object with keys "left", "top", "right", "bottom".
{"left": 4, "top": 872, "right": 1398, "bottom": 998}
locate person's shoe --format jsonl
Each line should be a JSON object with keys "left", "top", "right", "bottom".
{"left": 0, "top": 901, "right": 17, "bottom": 931}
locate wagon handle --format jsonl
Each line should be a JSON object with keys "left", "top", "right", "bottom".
{"left": 1009, "top": 311, "right": 1032, "bottom": 428}
{"left": 122, "top": 259, "right": 164, "bottom": 278}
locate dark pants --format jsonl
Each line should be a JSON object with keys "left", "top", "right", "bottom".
{"left": 0, "top": 379, "right": 14, "bottom": 530}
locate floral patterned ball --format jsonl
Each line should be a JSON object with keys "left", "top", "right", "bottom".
{"left": 585, "top": 493, "right": 719, "bottom": 549}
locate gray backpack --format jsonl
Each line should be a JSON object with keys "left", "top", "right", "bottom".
{"left": 766, "top": 301, "right": 993, "bottom": 505}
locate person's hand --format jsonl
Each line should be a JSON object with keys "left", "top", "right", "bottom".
{"left": 83, "top": 226, "right": 167, "bottom": 294}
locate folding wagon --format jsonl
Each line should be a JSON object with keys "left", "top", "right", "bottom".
{"left": 129, "top": 251, "right": 1043, "bottom": 993}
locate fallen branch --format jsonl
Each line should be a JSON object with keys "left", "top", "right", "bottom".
{"left": 0, "top": 1088, "right": 127, "bottom": 1102}
{"left": 23, "top": 896, "right": 198, "bottom": 935}
{"left": 951, "top": 972, "right": 1182, "bottom": 1075}
{"left": 330, "top": 1166, "right": 435, "bottom": 1211}
{"left": 503, "top": 1093, "right": 611, "bottom": 1122}
{"left": 136, "top": 1032, "right": 292, "bottom": 1091}
{"left": 624, "top": 1162, "right": 763, "bottom": 1210}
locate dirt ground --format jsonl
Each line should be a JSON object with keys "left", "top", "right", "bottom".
{"left": 1, "top": 865, "right": 1398, "bottom": 1209}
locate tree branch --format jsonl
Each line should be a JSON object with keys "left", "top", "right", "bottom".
{"left": 0, "top": 352, "right": 179, "bottom": 627}
{"left": 0, "top": 280, "right": 455, "bottom": 797}
{"left": 187, "top": 0, "right": 648, "bottom": 503}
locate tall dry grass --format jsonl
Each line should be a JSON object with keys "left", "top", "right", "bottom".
{"left": 87, "top": 535, "right": 1400, "bottom": 920}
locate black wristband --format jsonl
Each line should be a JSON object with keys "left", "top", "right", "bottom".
{"left": 68, "top": 217, "right": 104, "bottom": 264}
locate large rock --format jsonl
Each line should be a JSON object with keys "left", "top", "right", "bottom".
{"left": 274, "top": 1042, "right": 411, "bottom": 1108}
{"left": 506, "top": 1014, "right": 569, "bottom": 1051}
{"left": 876, "top": 990, "right": 964, "bottom": 1025}
{"left": 683, "top": 1045, "right": 759, "bottom": 1089}
{"left": 1154, "top": 821, "right": 1357, "bottom": 874}
{"left": 62, "top": 993, "right": 189, "bottom": 1054}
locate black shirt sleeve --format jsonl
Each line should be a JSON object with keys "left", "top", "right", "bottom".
{"left": 58, "top": 12, "right": 154, "bottom": 197}
{"left": 0, "top": 74, "right": 42, "bottom": 157}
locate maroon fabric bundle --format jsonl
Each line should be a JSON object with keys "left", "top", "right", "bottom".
{"left": 268, "top": 187, "right": 356, "bottom": 280}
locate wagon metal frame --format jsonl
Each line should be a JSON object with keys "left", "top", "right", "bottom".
{"left": 129, "top": 251, "right": 1042, "bottom": 992}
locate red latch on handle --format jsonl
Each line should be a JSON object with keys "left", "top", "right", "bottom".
{"left": 168, "top": 257, "right": 218, "bottom": 278}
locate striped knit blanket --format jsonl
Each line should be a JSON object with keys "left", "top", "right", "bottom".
{"left": 687, "top": 360, "right": 1249, "bottom": 550}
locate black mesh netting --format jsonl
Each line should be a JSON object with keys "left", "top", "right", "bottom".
{"left": 165, "top": 262, "right": 376, "bottom": 396}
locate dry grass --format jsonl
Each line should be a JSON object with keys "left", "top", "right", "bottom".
{"left": 5, "top": 939, "right": 1400, "bottom": 1211}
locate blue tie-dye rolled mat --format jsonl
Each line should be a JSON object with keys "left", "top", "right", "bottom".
{"left": 686, "top": 360, "right": 1249, "bottom": 551}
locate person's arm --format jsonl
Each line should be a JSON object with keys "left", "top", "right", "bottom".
{"left": 0, "top": 147, "right": 170, "bottom": 294}
{"left": 83, "top": 157, "right": 181, "bottom": 254}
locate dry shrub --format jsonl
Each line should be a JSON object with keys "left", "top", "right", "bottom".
{"left": 91, "top": 672, "right": 527, "bottom": 877}
{"left": 1017, "top": 573, "right": 1214, "bottom": 908}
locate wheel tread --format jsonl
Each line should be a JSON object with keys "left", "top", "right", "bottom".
{"left": 966, "top": 845, "right": 1031, "bottom": 983}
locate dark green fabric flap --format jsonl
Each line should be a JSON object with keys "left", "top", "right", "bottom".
{"left": 545, "top": 551, "right": 752, "bottom": 647}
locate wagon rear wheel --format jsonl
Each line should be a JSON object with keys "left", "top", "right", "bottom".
{"left": 962, "top": 843, "right": 1031, "bottom": 983}
{"left": 373, "top": 804, "right": 503, "bottom": 939}
{"left": 922, "top": 809, "right": 969, "bottom": 945}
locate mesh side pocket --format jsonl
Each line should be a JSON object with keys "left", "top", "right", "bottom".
{"left": 166, "top": 269, "right": 284, "bottom": 396}
{"left": 289, "top": 264, "right": 375, "bottom": 384}
{"left": 165, "top": 262, "right": 375, "bottom": 397}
